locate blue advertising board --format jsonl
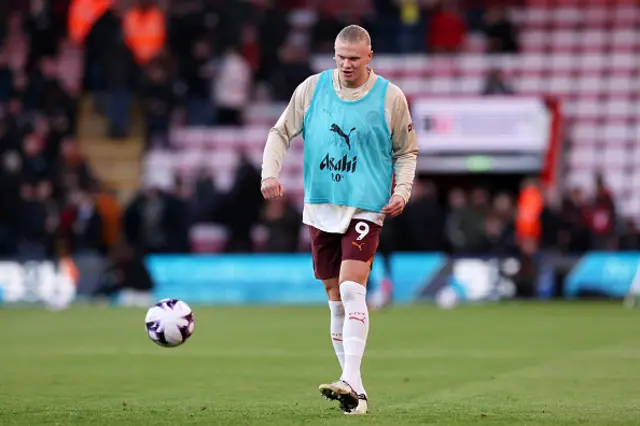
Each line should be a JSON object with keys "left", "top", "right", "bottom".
{"left": 145, "top": 254, "right": 326, "bottom": 305}
{"left": 388, "top": 253, "right": 448, "bottom": 302}
{"left": 145, "top": 253, "right": 448, "bottom": 305}
{"left": 564, "top": 252, "right": 640, "bottom": 298}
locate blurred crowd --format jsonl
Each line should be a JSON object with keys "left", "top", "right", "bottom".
{"left": 115, "top": 168, "right": 640, "bottom": 261}
{"left": 381, "top": 175, "right": 639, "bottom": 257}
{"left": 0, "top": 0, "right": 637, "bottom": 298}
{"left": 0, "top": 2, "right": 104, "bottom": 260}
{"left": 67, "top": 0, "right": 519, "bottom": 143}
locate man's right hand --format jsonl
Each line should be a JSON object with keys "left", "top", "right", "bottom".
{"left": 261, "top": 177, "right": 284, "bottom": 199}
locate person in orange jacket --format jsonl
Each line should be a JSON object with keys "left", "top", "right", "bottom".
{"left": 122, "top": 0, "right": 166, "bottom": 65}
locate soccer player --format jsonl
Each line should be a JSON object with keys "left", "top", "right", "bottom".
{"left": 261, "top": 25, "right": 418, "bottom": 414}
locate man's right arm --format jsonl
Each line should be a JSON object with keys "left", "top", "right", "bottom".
{"left": 261, "top": 76, "right": 318, "bottom": 182}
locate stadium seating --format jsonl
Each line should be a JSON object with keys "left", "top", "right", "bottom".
{"left": 144, "top": 4, "right": 640, "bottom": 252}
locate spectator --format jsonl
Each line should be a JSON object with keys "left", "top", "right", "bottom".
{"left": 539, "top": 186, "right": 563, "bottom": 250}
{"left": 370, "top": 0, "right": 400, "bottom": 53}
{"left": 0, "top": 51, "right": 14, "bottom": 103}
{"left": 619, "top": 220, "right": 640, "bottom": 251}
{"left": 25, "top": 0, "right": 59, "bottom": 73}
{"left": 0, "top": 2, "right": 8, "bottom": 44}
{"left": 60, "top": 187, "right": 105, "bottom": 255}
{"left": 21, "top": 132, "right": 53, "bottom": 184}
{"left": 0, "top": 151, "right": 22, "bottom": 255}
{"left": 395, "top": 0, "right": 428, "bottom": 53}
{"left": 2, "top": 97, "right": 29, "bottom": 153}
{"left": 428, "top": 2, "right": 466, "bottom": 53}
{"left": 123, "top": 0, "right": 166, "bottom": 66}
{"left": 214, "top": 0, "right": 250, "bottom": 54}
{"left": 214, "top": 45, "right": 251, "bottom": 126}
{"left": 141, "top": 60, "right": 178, "bottom": 144}
{"left": 482, "top": 193, "right": 517, "bottom": 254}
{"left": 4, "top": 13, "right": 28, "bottom": 72}
{"left": 255, "top": 0, "right": 290, "bottom": 83}
{"left": 69, "top": 0, "right": 113, "bottom": 100}
{"left": 170, "top": 176, "right": 194, "bottom": 253}
{"left": 493, "top": 192, "right": 515, "bottom": 225}
{"left": 56, "top": 138, "right": 95, "bottom": 193}
{"left": 588, "top": 174, "right": 616, "bottom": 250}
{"left": 224, "top": 153, "right": 263, "bottom": 252}
{"left": 515, "top": 178, "right": 543, "bottom": 249}
{"left": 240, "top": 24, "right": 261, "bottom": 75}
{"left": 124, "top": 181, "right": 185, "bottom": 255}
{"left": 445, "top": 187, "right": 486, "bottom": 253}
{"left": 182, "top": 39, "right": 215, "bottom": 126}
{"left": 24, "top": 56, "right": 61, "bottom": 112}
{"left": 104, "top": 24, "right": 137, "bottom": 138}
{"left": 482, "top": 68, "right": 514, "bottom": 95}
{"left": 193, "top": 166, "right": 221, "bottom": 223}
{"left": 68, "top": 0, "right": 111, "bottom": 48}
{"left": 483, "top": 6, "right": 519, "bottom": 54}
{"left": 560, "top": 187, "right": 591, "bottom": 253}
{"left": 60, "top": 185, "right": 111, "bottom": 296}
{"left": 262, "top": 196, "right": 300, "bottom": 252}
{"left": 396, "top": 179, "right": 444, "bottom": 251}
{"left": 94, "top": 184, "right": 122, "bottom": 254}
{"left": 167, "top": 0, "right": 208, "bottom": 65}
{"left": 311, "top": 7, "right": 342, "bottom": 53}
{"left": 18, "top": 180, "right": 58, "bottom": 260}
{"left": 270, "top": 40, "right": 314, "bottom": 101}
{"left": 479, "top": 213, "right": 516, "bottom": 255}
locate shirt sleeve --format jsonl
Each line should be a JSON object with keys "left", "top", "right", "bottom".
{"left": 261, "top": 74, "right": 319, "bottom": 181}
{"left": 386, "top": 83, "right": 419, "bottom": 204}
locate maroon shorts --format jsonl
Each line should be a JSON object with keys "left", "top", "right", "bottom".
{"left": 308, "top": 220, "right": 382, "bottom": 280}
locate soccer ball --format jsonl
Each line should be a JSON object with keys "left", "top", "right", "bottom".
{"left": 145, "top": 299, "right": 195, "bottom": 347}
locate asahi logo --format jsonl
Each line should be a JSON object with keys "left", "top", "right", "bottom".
{"left": 319, "top": 154, "right": 357, "bottom": 173}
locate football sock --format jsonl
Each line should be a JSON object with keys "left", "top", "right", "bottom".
{"left": 340, "top": 281, "right": 369, "bottom": 394}
{"left": 328, "top": 300, "right": 346, "bottom": 371}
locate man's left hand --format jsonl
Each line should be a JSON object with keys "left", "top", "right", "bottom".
{"left": 381, "top": 195, "right": 406, "bottom": 217}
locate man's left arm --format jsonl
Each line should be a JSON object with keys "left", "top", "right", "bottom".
{"left": 389, "top": 86, "right": 419, "bottom": 205}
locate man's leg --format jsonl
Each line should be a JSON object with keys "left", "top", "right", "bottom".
{"left": 308, "top": 226, "right": 344, "bottom": 372}
{"left": 339, "top": 221, "right": 381, "bottom": 397}
{"left": 319, "top": 220, "right": 381, "bottom": 413}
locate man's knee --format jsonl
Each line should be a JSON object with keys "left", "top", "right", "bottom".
{"left": 339, "top": 260, "right": 371, "bottom": 286}
{"left": 339, "top": 279, "right": 367, "bottom": 302}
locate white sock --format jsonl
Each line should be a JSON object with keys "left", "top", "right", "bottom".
{"left": 340, "top": 281, "right": 369, "bottom": 395}
{"left": 328, "top": 300, "right": 345, "bottom": 371}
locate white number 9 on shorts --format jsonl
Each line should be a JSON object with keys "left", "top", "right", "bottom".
{"left": 355, "top": 222, "right": 370, "bottom": 241}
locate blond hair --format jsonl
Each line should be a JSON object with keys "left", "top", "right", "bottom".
{"left": 336, "top": 25, "right": 372, "bottom": 50}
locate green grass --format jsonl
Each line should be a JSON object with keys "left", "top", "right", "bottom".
{"left": 2, "top": 302, "right": 640, "bottom": 425}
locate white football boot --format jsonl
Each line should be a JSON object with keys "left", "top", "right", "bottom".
{"left": 318, "top": 380, "right": 359, "bottom": 413}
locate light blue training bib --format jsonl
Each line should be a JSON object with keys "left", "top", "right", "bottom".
{"left": 302, "top": 70, "right": 393, "bottom": 212}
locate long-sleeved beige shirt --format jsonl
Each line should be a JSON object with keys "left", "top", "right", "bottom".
{"left": 261, "top": 68, "right": 418, "bottom": 233}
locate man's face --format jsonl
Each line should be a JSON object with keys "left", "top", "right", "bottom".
{"left": 334, "top": 39, "right": 372, "bottom": 87}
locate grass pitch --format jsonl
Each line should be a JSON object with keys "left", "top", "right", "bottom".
{"left": 2, "top": 302, "right": 640, "bottom": 425}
